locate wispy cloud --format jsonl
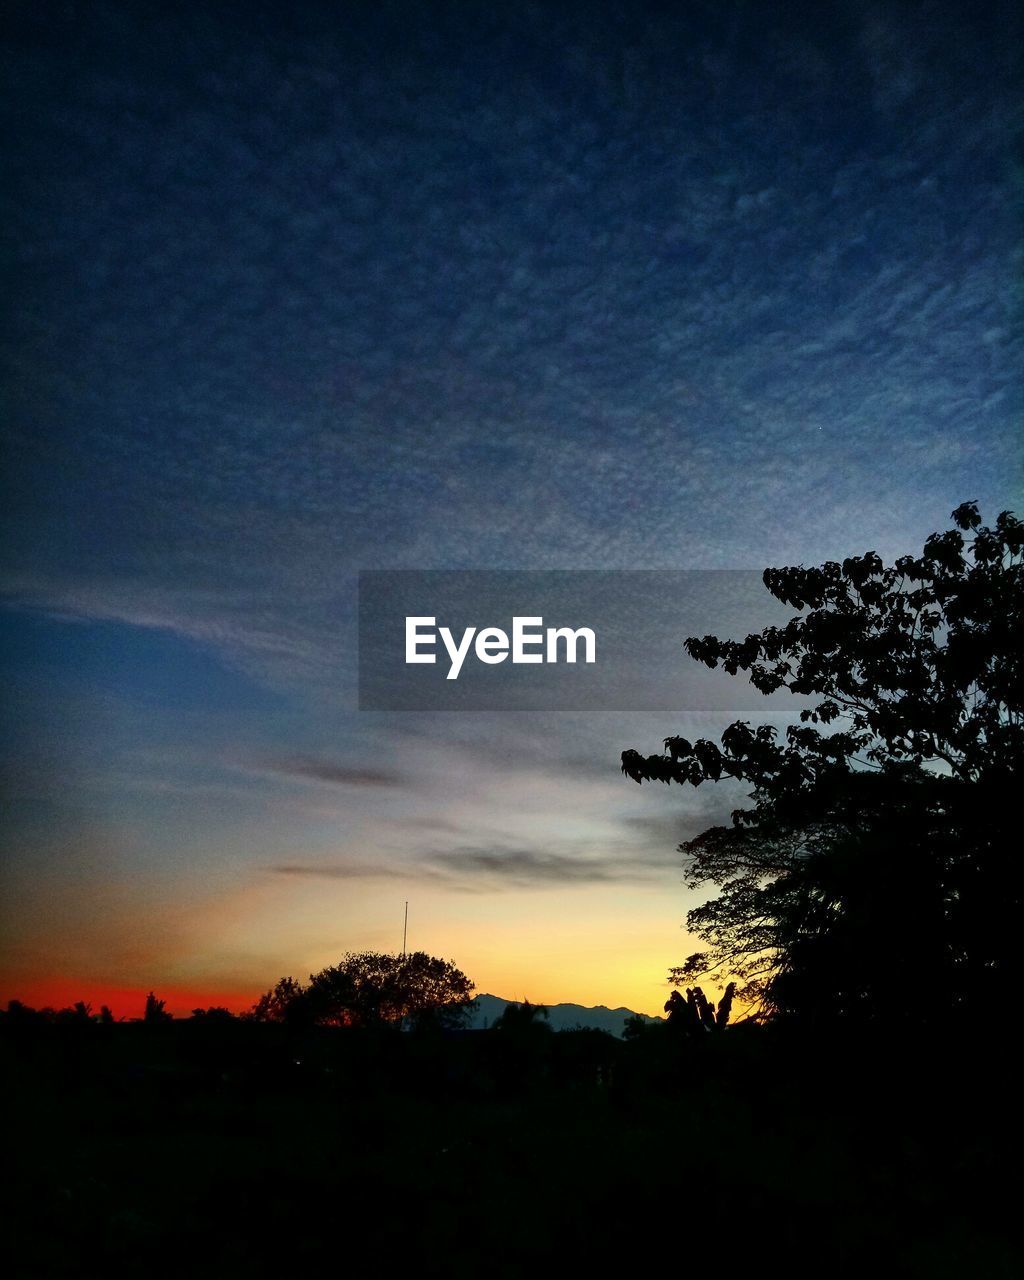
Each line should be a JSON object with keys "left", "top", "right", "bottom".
{"left": 429, "top": 845, "right": 679, "bottom": 886}
{"left": 270, "top": 837, "right": 684, "bottom": 891}
{"left": 272, "top": 861, "right": 415, "bottom": 881}
{"left": 258, "top": 756, "right": 406, "bottom": 789}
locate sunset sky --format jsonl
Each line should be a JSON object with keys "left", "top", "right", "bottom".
{"left": 2, "top": 1, "right": 1020, "bottom": 1017}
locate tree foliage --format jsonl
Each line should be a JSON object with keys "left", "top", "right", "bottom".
{"left": 491, "top": 999, "right": 551, "bottom": 1036}
{"left": 664, "top": 983, "right": 735, "bottom": 1034}
{"left": 249, "top": 975, "right": 311, "bottom": 1028}
{"left": 250, "top": 951, "right": 475, "bottom": 1031}
{"left": 622, "top": 503, "right": 1023, "bottom": 1021}
{"left": 144, "top": 991, "right": 171, "bottom": 1024}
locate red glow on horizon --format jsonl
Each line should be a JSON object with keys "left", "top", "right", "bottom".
{"left": 1, "top": 976, "right": 259, "bottom": 1020}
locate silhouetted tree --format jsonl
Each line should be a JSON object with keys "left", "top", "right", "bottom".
{"left": 664, "top": 983, "right": 735, "bottom": 1034}
{"left": 252, "top": 953, "right": 474, "bottom": 1030}
{"left": 54, "top": 1001, "right": 93, "bottom": 1025}
{"left": 3, "top": 999, "right": 43, "bottom": 1028}
{"left": 491, "top": 999, "right": 551, "bottom": 1035}
{"left": 143, "top": 992, "right": 171, "bottom": 1024}
{"left": 310, "top": 951, "right": 474, "bottom": 1029}
{"left": 622, "top": 1012, "right": 652, "bottom": 1040}
{"left": 249, "top": 975, "right": 312, "bottom": 1027}
{"left": 189, "top": 1006, "right": 235, "bottom": 1022}
{"left": 623, "top": 503, "right": 1022, "bottom": 1022}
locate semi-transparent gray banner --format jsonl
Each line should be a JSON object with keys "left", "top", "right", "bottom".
{"left": 358, "top": 570, "right": 796, "bottom": 712}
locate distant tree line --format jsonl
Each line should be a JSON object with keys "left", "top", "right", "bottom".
{"left": 1, "top": 953, "right": 476, "bottom": 1032}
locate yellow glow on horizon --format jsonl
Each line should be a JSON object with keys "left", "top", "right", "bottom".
{"left": 1, "top": 844, "right": 721, "bottom": 1020}
{"left": 181, "top": 874, "right": 710, "bottom": 1017}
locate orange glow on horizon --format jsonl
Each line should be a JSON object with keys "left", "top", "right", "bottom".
{"left": 2, "top": 976, "right": 260, "bottom": 1020}
{"left": 2, "top": 971, "right": 679, "bottom": 1022}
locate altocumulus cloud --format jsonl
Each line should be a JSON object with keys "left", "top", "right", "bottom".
{"left": 2, "top": 2, "right": 1018, "bottom": 996}
{"left": 4, "top": 0, "right": 1018, "bottom": 681}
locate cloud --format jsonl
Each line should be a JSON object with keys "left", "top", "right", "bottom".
{"left": 4, "top": 2, "right": 1017, "bottom": 653}
{"left": 259, "top": 756, "right": 406, "bottom": 789}
{"left": 272, "top": 861, "right": 414, "bottom": 881}
{"left": 3, "top": 2, "right": 1017, "bottom": 995}
{"left": 429, "top": 845, "right": 678, "bottom": 886}
{"left": 271, "top": 838, "right": 684, "bottom": 891}
{"left": 617, "top": 810, "right": 733, "bottom": 847}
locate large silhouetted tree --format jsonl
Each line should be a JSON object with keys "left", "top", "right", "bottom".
{"left": 622, "top": 503, "right": 1022, "bottom": 1022}
{"left": 251, "top": 952, "right": 475, "bottom": 1030}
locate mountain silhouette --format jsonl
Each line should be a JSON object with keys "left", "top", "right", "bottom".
{"left": 468, "top": 994, "right": 663, "bottom": 1036}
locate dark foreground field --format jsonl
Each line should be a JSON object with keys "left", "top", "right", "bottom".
{"left": 3, "top": 1018, "right": 1019, "bottom": 1278}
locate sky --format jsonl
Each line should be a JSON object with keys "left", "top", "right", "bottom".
{"left": 1, "top": 0, "right": 1020, "bottom": 1017}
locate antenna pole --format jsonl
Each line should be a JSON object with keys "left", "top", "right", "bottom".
{"left": 402, "top": 901, "right": 408, "bottom": 958}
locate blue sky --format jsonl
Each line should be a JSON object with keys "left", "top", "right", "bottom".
{"left": 1, "top": 0, "right": 1020, "bottom": 1013}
